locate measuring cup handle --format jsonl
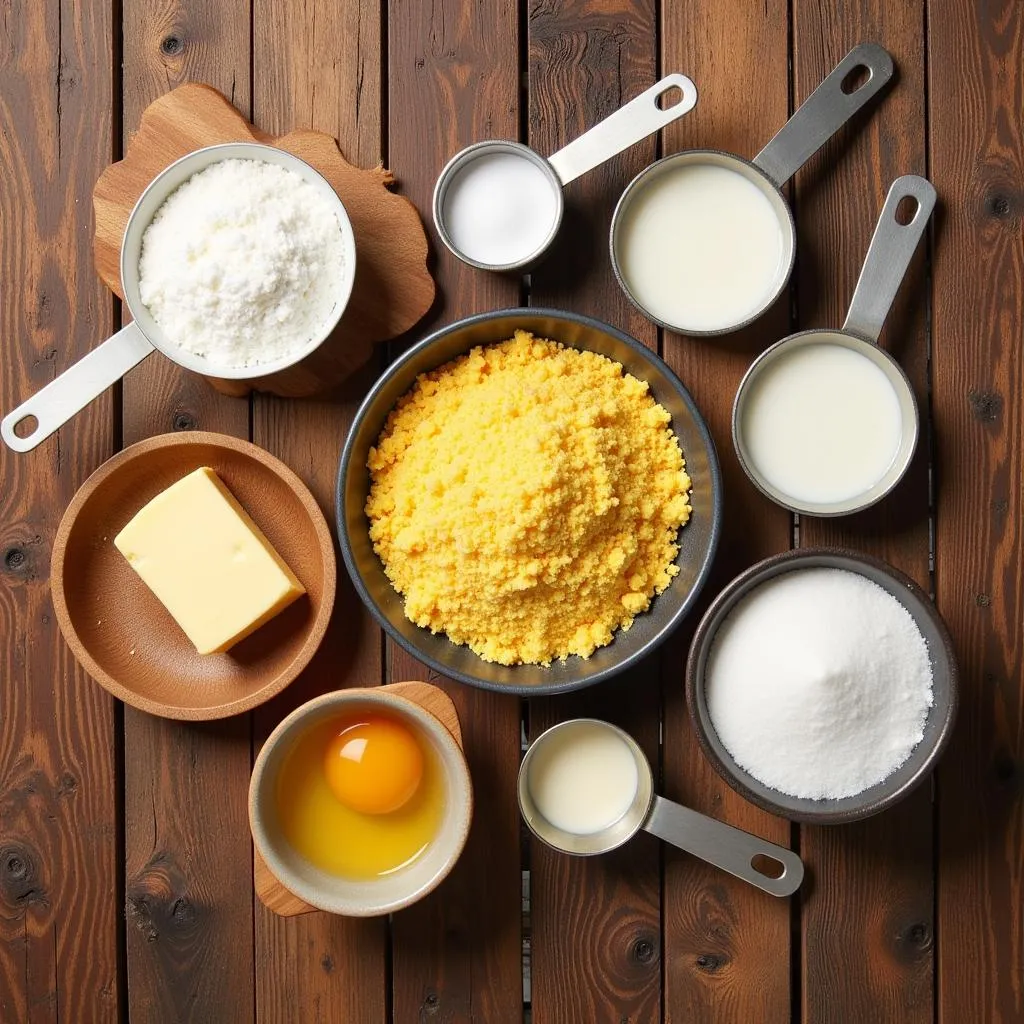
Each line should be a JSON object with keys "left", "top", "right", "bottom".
{"left": 1, "top": 322, "right": 154, "bottom": 453}
{"left": 643, "top": 795, "right": 804, "bottom": 897}
{"left": 752, "top": 42, "right": 894, "bottom": 188}
{"left": 546, "top": 73, "right": 698, "bottom": 186}
{"left": 843, "top": 174, "right": 936, "bottom": 344}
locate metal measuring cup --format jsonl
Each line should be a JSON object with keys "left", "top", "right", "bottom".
{"left": 2, "top": 142, "right": 357, "bottom": 454}
{"left": 432, "top": 74, "right": 698, "bottom": 272}
{"left": 518, "top": 719, "right": 804, "bottom": 898}
{"left": 610, "top": 42, "right": 894, "bottom": 336}
{"left": 732, "top": 174, "right": 936, "bottom": 517}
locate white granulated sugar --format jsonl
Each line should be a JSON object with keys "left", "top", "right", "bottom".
{"left": 706, "top": 567, "right": 934, "bottom": 800}
{"left": 138, "top": 158, "right": 346, "bottom": 368}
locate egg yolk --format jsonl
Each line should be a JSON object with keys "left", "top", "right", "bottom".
{"left": 323, "top": 717, "right": 424, "bottom": 815}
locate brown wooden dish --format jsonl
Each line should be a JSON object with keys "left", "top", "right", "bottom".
{"left": 51, "top": 432, "right": 336, "bottom": 720}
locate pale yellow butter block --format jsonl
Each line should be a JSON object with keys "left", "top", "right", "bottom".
{"left": 114, "top": 467, "right": 305, "bottom": 654}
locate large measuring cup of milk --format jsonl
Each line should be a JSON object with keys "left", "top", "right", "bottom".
{"left": 2, "top": 143, "right": 356, "bottom": 454}
{"left": 432, "top": 74, "right": 698, "bottom": 273}
{"left": 518, "top": 718, "right": 804, "bottom": 897}
{"left": 610, "top": 42, "right": 894, "bottom": 337}
{"left": 731, "top": 174, "right": 936, "bottom": 517}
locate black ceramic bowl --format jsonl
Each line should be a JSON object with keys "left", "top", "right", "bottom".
{"left": 338, "top": 308, "right": 722, "bottom": 695}
{"left": 686, "top": 548, "right": 958, "bottom": 823}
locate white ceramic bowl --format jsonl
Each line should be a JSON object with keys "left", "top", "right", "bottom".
{"left": 249, "top": 688, "right": 473, "bottom": 916}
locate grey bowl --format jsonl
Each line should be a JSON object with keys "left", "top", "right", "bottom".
{"left": 686, "top": 548, "right": 958, "bottom": 824}
{"left": 337, "top": 308, "right": 722, "bottom": 695}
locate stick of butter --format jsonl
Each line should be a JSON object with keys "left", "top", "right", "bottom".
{"left": 114, "top": 467, "right": 306, "bottom": 655}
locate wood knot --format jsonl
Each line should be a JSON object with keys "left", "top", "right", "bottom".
{"left": 170, "top": 895, "right": 195, "bottom": 925}
{"left": 172, "top": 411, "right": 198, "bottom": 431}
{"left": 0, "top": 843, "right": 46, "bottom": 907}
{"left": 968, "top": 389, "right": 1002, "bottom": 423}
{"left": 903, "top": 922, "right": 932, "bottom": 949}
{"left": 4, "top": 547, "right": 28, "bottom": 574}
{"left": 986, "top": 193, "right": 1012, "bottom": 218}
{"left": 994, "top": 751, "right": 1017, "bottom": 783}
{"left": 631, "top": 936, "right": 656, "bottom": 964}
{"left": 320, "top": 953, "right": 334, "bottom": 974}
{"left": 160, "top": 35, "right": 183, "bottom": 57}
{"left": 695, "top": 952, "right": 726, "bottom": 973}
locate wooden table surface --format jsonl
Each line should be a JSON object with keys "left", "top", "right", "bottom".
{"left": 1, "top": 1, "right": 1021, "bottom": 1021}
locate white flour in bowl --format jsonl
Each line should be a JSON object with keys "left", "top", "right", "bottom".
{"left": 706, "top": 567, "right": 934, "bottom": 800}
{"left": 138, "top": 158, "right": 347, "bottom": 369}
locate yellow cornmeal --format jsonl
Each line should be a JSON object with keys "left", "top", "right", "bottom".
{"left": 365, "top": 331, "right": 692, "bottom": 665}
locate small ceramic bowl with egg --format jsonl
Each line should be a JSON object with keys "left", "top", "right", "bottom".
{"left": 249, "top": 686, "right": 472, "bottom": 916}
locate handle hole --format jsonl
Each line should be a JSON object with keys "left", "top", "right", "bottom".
{"left": 751, "top": 854, "right": 786, "bottom": 879}
{"left": 13, "top": 415, "right": 39, "bottom": 439}
{"left": 656, "top": 85, "right": 685, "bottom": 110}
{"left": 895, "top": 195, "right": 919, "bottom": 225}
{"left": 840, "top": 64, "right": 871, "bottom": 94}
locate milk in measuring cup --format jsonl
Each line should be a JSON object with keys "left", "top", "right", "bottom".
{"left": 740, "top": 342, "right": 904, "bottom": 506}
{"left": 616, "top": 163, "right": 785, "bottom": 332}
{"left": 526, "top": 720, "right": 639, "bottom": 835}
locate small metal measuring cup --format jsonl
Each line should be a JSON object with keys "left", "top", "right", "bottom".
{"left": 732, "top": 174, "right": 936, "bottom": 517}
{"left": 518, "top": 719, "right": 804, "bottom": 898}
{"left": 2, "top": 142, "right": 357, "bottom": 454}
{"left": 432, "top": 74, "right": 698, "bottom": 272}
{"left": 610, "top": 42, "right": 894, "bottom": 336}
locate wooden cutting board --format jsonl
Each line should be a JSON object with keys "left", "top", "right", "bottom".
{"left": 93, "top": 83, "right": 435, "bottom": 398}
{"left": 254, "top": 681, "right": 463, "bottom": 917}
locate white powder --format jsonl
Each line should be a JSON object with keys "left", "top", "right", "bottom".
{"left": 138, "top": 158, "right": 347, "bottom": 369}
{"left": 706, "top": 567, "right": 934, "bottom": 800}
{"left": 441, "top": 151, "right": 560, "bottom": 266}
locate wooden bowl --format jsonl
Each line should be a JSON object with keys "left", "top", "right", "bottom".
{"left": 52, "top": 432, "right": 336, "bottom": 720}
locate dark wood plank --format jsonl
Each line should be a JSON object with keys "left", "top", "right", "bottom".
{"left": 790, "top": 7, "right": 935, "bottom": 1022}
{"left": 386, "top": 1, "right": 525, "bottom": 1020}
{"left": 658, "top": 4, "right": 795, "bottom": 1022}
{"left": 930, "top": 1, "right": 1024, "bottom": 1020}
{"left": 119, "top": 5, "right": 255, "bottom": 1020}
{"left": 250, "top": 2, "right": 388, "bottom": 1019}
{"left": 0, "top": 2, "right": 121, "bottom": 1020}
{"left": 525, "top": 2, "right": 661, "bottom": 1020}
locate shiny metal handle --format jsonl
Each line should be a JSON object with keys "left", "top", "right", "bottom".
{"left": 1, "top": 321, "right": 154, "bottom": 453}
{"left": 753, "top": 42, "right": 894, "bottom": 188}
{"left": 643, "top": 795, "right": 804, "bottom": 897}
{"left": 547, "top": 73, "right": 698, "bottom": 186}
{"left": 843, "top": 174, "right": 936, "bottom": 344}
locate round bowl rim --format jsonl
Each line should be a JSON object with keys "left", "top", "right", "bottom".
{"left": 337, "top": 306, "right": 723, "bottom": 696}
{"left": 248, "top": 687, "right": 473, "bottom": 916}
{"left": 120, "top": 141, "right": 358, "bottom": 380}
{"left": 685, "top": 546, "right": 959, "bottom": 824}
{"left": 51, "top": 430, "right": 337, "bottom": 720}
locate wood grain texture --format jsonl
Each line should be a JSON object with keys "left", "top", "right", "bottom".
{"left": 119, "top": 4, "right": 256, "bottom": 1021}
{"left": 250, "top": 1, "right": 388, "bottom": 1019}
{"left": 255, "top": 680, "right": 465, "bottom": 917}
{"left": 93, "top": 83, "right": 434, "bottom": 398}
{"left": 659, "top": 4, "right": 795, "bottom": 1022}
{"left": 385, "top": 1, "right": 526, "bottom": 1019}
{"left": 791, "top": 6, "right": 935, "bottom": 1022}
{"left": 931, "top": 0, "right": 1024, "bottom": 1020}
{"left": 0, "top": 4, "right": 121, "bottom": 1019}
{"left": 525, "top": 2, "right": 661, "bottom": 1020}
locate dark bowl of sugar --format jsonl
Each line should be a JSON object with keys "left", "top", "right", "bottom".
{"left": 685, "top": 548, "right": 958, "bottom": 824}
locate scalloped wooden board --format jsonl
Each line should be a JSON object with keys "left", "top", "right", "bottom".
{"left": 93, "top": 83, "right": 435, "bottom": 398}
{"left": 254, "top": 681, "right": 463, "bottom": 917}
